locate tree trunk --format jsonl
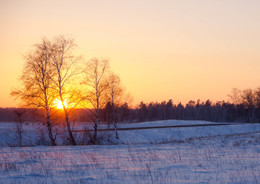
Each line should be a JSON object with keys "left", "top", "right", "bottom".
{"left": 64, "top": 108, "right": 76, "bottom": 145}
{"left": 112, "top": 102, "right": 119, "bottom": 139}
{"left": 94, "top": 107, "right": 99, "bottom": 144}
{"left": 46, "top": 113, "right": 56, "bottom": 146}
{"left": 44, "top": 87, "right": 56, "bottom": 146}
{"left": 60, "top": 93, "right": 76, "bottom": 145}
{"left": 249, "top": 106, "right": 256, "bottom": 123}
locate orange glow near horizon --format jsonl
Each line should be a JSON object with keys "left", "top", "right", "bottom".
{"left": 0, "top": 1, "right": 260, "bottom": 107}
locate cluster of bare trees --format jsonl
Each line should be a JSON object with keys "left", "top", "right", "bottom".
{"left": 11, "top": 36, "right": 126, "bottom": 146}
{"left": 228, "top": 88, "right": 260, "bottom": 123}
{"left": 81, "top": 59, "right": 126, "bottom": 143}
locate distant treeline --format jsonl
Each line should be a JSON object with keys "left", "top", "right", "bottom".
{"left": 104, "top": 88, "right": 260, "bottom": 123}
{"left": 126, "top": 99, "right": 260, "bottom": 123}
{"left": 1, "top": 98, "right": 259, "bottom": 124}
{"left": 113, "top": 88, "right": 260, "bottom": 123}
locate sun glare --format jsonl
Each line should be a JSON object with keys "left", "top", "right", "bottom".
{"left": 54, "top": 99, "right": 68, "bottom": 109}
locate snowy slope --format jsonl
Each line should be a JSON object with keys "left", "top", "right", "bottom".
{"left": 0, "top": 120, "right": 259, "bottom": 146}
{"left": 113, "top": 121, "right": 260, "bottom": 145}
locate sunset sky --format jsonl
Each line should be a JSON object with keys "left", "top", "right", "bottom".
{"left": 1, "top": 0, "right": 260, "bottom": 107}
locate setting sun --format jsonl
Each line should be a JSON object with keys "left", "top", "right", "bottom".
{"left": 54, "top": 99, "right": 67, "bottom": 109}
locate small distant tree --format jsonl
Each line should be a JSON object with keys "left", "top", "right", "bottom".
{"left": 255, "top": 88, "right": 260, "bottom": 122}
{"left": 255, "top": 88, "right": 260, "bottom": 108}
{"left": 186, "top": 100, "right": 196, "bottom": 120}
{"left": 118, "top": 103, "right": 130, "bottom": 123}
{"left": 138, "top": 102, "right": 148, "bottom": 122}
{"left": 11, "top": 39, "right": 57, "bottom": 146}
{"left": 14, "top": 108, "right": 26, "bottom": 146}
{"left": 103, "top": 102, "right": 113, "bottom": 127}
{"left": 228, "top": 88, "right": 242, "bottom": 121}
{"left": 166, "top": 99, "right": 174, "bottom": 119}
{"left": 82, "top": 58, "right": 110, "bottom": 144}
{"left": 228, "top": 88, "right": 242, "bottom": 105}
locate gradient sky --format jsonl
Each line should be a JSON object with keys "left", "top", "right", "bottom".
{"left": 1, "top": 0, "right": 260, "bottom": 107}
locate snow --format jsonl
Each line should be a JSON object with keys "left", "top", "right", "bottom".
{"left": 0, "top": 120, "right": 259, "bottom": 146}
{"left": 0, "top": 120, "right": 259, "bottom": 183}
{"left": 114, "top": 121, "right": 260, "bottom": 145}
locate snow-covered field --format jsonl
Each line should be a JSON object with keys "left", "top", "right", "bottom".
{"left": 0, "top": 120, "right": 259, "bottom": 146}
{"left": 0, "top": 120, "right": 260, "bottom": 183}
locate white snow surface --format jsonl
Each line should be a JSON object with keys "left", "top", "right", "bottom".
{"left": 0, "top": 120, "right": 259, "bottom": 146}
{"left": 0, "top": 120, "right": 260, "bottom": 183}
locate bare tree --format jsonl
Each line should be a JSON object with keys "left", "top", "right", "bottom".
{"left": 242, "top": 89, "right": 257, "bottom": 123}
{"left": 228, "top": 88, "right": 242, "bottom": 105}
{"left": 107, "top": 73, "right": 124, "bottom": 139}
{"left": 49, "top": 36, "right": 81, "bottom": 145}
{"left": 228, "top": 88, "right": 242, "bottom": 121}
{"left": 82, "top": 58, "right": 110, "bottom": 144}
{"left": 11, "top": 39, "right": 57, "bottom": 146}
{"left": 14, "top": 108, "right": 26, "bottom": 146}
{"left": 255, "top": 88, "right": 260, "bottom": 108}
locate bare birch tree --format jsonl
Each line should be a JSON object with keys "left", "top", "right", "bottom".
{"left": 11, "top": 39, "right": 57, "bottom": 146}
{"left": 107, "top": 73, "right": 124, "bottom": 139}
{"left": 83, "top": 58, "right": 110, "bottom": 144}
{"left": 49, "top": 36, "right": 81, "bottom": 145}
